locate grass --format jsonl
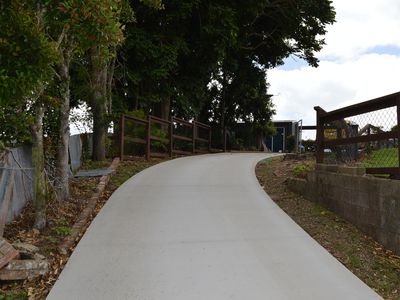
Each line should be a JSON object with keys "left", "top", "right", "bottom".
{"left": 363, "top": 148, "right": 398, "bottom": 168}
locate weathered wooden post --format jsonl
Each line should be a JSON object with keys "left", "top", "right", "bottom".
{"left": 314, "top": 107, "right": 325, "bottom": 164}
{"left": 397, "top": 97, "right": 400, "bottom": 172}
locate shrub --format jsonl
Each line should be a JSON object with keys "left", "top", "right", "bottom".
{"left": 286, "top": 135, "right": 296, "bottom": 153}
{"left": 293, "top": 164, "right": 311, "bottom": 178}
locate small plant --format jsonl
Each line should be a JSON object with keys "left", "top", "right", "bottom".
{"left": 52, "top": 218, "right": 72, "bottom": 237}
{"left": 293, "top": 164, "right": 311, "bottom": 178}
{"left": 52, "top": 226, "right": 72, "bottom": 237}
{"left": 45, "top": 236, "right": 58, "bottom": 243}
{"left": 0, "top": 291, "right": 27, "bottom": 300}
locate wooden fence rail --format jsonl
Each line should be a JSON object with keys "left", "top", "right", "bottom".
{"left": 119, "top": 114, "right": 212, "bottom": 160}
{"left": 315, "top": 91, "right": 400, "bottom": 175}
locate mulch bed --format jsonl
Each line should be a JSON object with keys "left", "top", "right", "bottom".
{"left": 256, "top": 156, "right": 400, "bottom": 300}
{"left": 0, "top": 157, "right": 166, "bottom": 299}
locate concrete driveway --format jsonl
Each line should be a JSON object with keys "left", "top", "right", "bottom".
{"left": 47, "top": 153, "right": 382, "bottom": 300}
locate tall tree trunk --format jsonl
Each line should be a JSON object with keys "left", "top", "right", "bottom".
{"left": 31, "top": 104, "right": 46, "bottom": 229}
{"left": 90, "top": 46, "right": 108, "bottom": 161}
{"left": 106, "top": 51, "right": 116, "bottom": 115}
{"left": 55, "top": 50, "right": 71, "bottom": 201}
{"left": 161, "top": 97, "right": 171, "bottom": 120}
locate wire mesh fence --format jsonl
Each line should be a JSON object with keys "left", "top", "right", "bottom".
{"left": 316, "top": 92, "right": 400, "bottom": 176}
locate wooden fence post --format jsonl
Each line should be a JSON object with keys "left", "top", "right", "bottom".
{"left": 397, "top": 98, "right": 400, "bottom": 171}
{"left": 169, "top": 117, "right": 173, "bottom": 158}
{"left": 146, "top": 116, "right": 151, "bottom": 160}
{"left": 119, "top": 114, "right": 125, "bottom": 161}
{"left": 314, "top": 107, "right": 325, "bottom": 164}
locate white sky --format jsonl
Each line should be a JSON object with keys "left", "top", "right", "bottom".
{"left": 269, "top": 0, "right": 400, "bottom": 139}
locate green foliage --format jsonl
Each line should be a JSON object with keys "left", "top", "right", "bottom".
{"left": 44, "top": 0, "right": 127, "bottom": 51}
{"left": 0, "top": 102, "right": 33, "bottom": 146}
{"left": 140, "top": 0, "right": 164, "bottom": 10}
{"left": 52, "top": 217, "right": 71, "bottom": 236}
{"left": 125, "top": 110, "right": 147, "bottom": 139}
{"left": 52, "top": 226, "right": 72, "bottom": 237}
{"left": 286, "top": 135, "right": 296, "bottom": 153}
{"left": 122, "top": 110, "right": 169, "bottom": 155}
{"left": 0, "top": 2, "right": 56, "bottom": 103}
{"left": 293, "top": 164, "right": 311, "bottom": 178}
{"left": 0, "top": 291, "right": 27, "bottom": 300}
{"left": 0, "top": 0, "right": 336, "bottom": 161}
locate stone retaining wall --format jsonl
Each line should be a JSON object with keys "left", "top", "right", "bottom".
{"left": 288, "top": 164, "right": 400, "bottom": 255}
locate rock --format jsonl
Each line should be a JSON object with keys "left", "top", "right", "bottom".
{"left": 33, "top": 253, "right": 46, "bottom": 260}
{"left": 0, "top": 239, "right": 19, "bottom": 269}
{"left": 12, "top": 242, "right": 39, "bottom": 254}
{"left": 0, "top": 260, "right": 49, "bottom": 280}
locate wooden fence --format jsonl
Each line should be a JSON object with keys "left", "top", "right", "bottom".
{"left": 119, "top": 114, "right": 212, "bottom": 160}
{"left": 315, "top": 91, "right": 400, "bottom": 175}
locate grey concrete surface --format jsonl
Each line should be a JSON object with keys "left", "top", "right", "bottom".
{"left": 47, "top": 153, "right": 382, "bottom": 300}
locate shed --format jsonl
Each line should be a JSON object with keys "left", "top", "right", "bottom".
{"left": 264, "top": 120, "right": 299, "bottom": 152}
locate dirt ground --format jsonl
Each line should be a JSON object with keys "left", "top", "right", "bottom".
{"left": 256, "top": 156, "right": 400, "bottom": 300}
{"left": 0, "top": 157, "right": 165, "bottom": 299}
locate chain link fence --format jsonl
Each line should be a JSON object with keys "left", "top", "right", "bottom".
{"left": 316, "top": 92, "right": 400, "bottom": 176}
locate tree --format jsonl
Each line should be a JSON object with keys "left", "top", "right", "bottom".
{"left": 88, "top": 0, "right": 163, "bottom": 161}
{"left": 0, "top": 2, "right": 55, "bottom": 104}
{"left": 88, "top": 1, "right": 132, "bottom": 161}
{"left": 118, "top": 0, "right": 241, "bottom": 120}
{"left": 201, "top": 0, "right": 335, "bottom": 145}
{"left": 0, "top": 2, "right": 58, "bottom": 228}
{"left": 43, "top": 0, "right": 132, "bottom": 195}
{"left": 119, "top": 0, "right": 192, "bottom": 118}
{"left": 118, "top": 0, "right": 335, "bottom": 131}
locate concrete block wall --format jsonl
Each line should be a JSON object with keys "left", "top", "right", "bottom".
{"left": 288, "top": 164, "right": 400, "bottom": 255}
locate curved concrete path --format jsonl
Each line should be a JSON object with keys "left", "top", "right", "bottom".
{"left": 48, "top": 153, "right": 381, "bottom": 300}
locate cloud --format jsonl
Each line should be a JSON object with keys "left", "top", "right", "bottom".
{"left": 320, "top": 0, "right": 400, "bottom": 60}
{"left": 268, "top": 0, "right": 400, "bottom": 139}
{"left": 269, "top": 53, "right": 400, "bottom": 138}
